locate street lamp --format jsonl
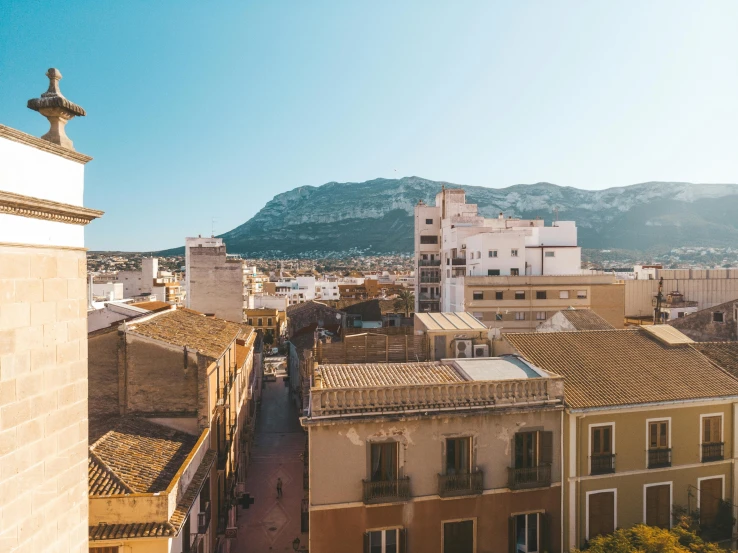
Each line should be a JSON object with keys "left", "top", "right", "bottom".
{"left": 293, "top": 537, "right": 300, "bottom": 551}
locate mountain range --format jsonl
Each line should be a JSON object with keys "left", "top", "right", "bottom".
{"left": 168, "top": 177, "right": 738, "bottom": 257}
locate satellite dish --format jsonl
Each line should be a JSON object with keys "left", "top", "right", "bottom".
{"left": 335, "top": 313, "right": 341, "bottom": 319}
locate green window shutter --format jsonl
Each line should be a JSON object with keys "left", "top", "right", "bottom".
{"left": 540, "top": 431, "right": 554, "bottom": 465}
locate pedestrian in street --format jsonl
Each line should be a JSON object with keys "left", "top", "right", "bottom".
{"left": 276, "top": 477, "right": 283, "bottom": 498}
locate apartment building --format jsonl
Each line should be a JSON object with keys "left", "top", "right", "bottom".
{"left": 504, "top": 326, "right": 738, "bottom": 548}
{"left": 456, "top": 274, "right": 625, "bottom": 332}
{"left": 414, "top": 188, "right": 582, "bottom": 314}
{"left": 303, "top": 357, "right": 565, "bottom": 553}
{"left": 117, "top": 256, "right": 185, "bottom": 304}
{"left": 185, "top": 237, "right": 245, "bottom": 322}
{"left": 245, "top": 307, "right": 286, "bottom": 343}
{"left": 88, "top": 307, "right": 259, "bottom": 552}
{"left": 0, "top": 70, "right": 103, "bottom": 552}
{"left": 273, "top": 276, "right": 341, "bottom": 305}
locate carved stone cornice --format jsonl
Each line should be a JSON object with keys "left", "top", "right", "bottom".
{"left": 0, "top": 190, "right": 103, "bottom": 225}
{"left": 0, "top": 124, "right": 92, "bottom": 164}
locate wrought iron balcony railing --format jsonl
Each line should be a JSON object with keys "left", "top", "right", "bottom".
{"left": 702, "top": 442, "right": 724, "bottom": 462}
{"left": 438, "top": 470, "right": 483, "bottom": 497}
{"left": 362, "top": 477, "right": 410, "bottom": 504}
{"left": 418, "top": 259, "right": 441, "bottom": 267}
{"left": 590, "top": 454, "right": 616, "bottom": 475}
{"left": 647, "top": 448, "right": 671, "bottom": 468}
{"left": 508, "top": 464, "right": 551, "bottom": 490}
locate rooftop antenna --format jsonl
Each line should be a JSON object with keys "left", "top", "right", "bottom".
{"left": 211, "top": 217, "right": 217, "bottom": 238}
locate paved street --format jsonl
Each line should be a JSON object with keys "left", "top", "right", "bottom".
{"left": 235, "top": 371, "right": 307, "bottom": 552}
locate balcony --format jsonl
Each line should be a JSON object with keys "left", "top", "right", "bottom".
{"left": 197, "top": 502, "right": 211, "bottom": 534}
{"left": 702, "top": 442, "right": 724, "bottom": 462}
{"left": 452, "top": 258, "right": 466, "bottom": 266}
{"left": 417, "top": 293, "right": 439, "bottom": 301}
{"left": 590, "top": 454, "right": 615, "bottom": 475}
{"left": 647, "top": 448, "right": 671, "bottom": 468}
{"left": 418, "top": 259, "right": 441, "bottom": 267}
{"left": 419, "top": 276, "right": 441, "bottom": 284}
{"left": 508, "top": 464, "right": 551, "bottom": 490}
{"left": 438, "top": 470, "right": 483, "bottom": 497}
{"left": 362, "top": 477, "right": 410, "bottom": 504}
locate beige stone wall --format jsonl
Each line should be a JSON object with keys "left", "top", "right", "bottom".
{"left": 188, "top": 247, "right": 244, "bottom": 323}
{"left": 0, "top": 244, "right": 89, "bottom": 553}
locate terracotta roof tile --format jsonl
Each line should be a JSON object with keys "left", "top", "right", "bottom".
{"left": 89, "top": 522, "right": 176, "bottom": 540}
{"left": 88, "top": 452, "right": 132, "bottom": 495}
{"left": 691, "top": 342, "right": 738, "bottom": 376}
{"left": 319, "top": 361, "right": 465, "bottom": 389}
{"left": 169, "top": 450, "right": 216, "bottom": 530}
{"left": 506, "top": 328, "right": 738, "bottom": 409}
{"left": 559, "top": 309, "right": 614, "bottom": 331}
{"left": 90, "top": 418, "right": 198, "bottom": 494}
{"left": 128, "top": 308, "right": 251, "bottom": 358}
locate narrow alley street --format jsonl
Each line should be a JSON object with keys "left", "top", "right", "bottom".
{"left": 235, "top": 366, "right": 308, "bottom": 552}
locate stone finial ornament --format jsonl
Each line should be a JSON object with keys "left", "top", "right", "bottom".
{"left": 27, "top": 68, "right": 86, "bottom": 150}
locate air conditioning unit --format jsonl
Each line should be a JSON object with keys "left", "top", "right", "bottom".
{"left": 454, "top": 340, "right": 472, "bottom": 358}
{"left": 473, "top": 344, "right": 489, "bottom": 358}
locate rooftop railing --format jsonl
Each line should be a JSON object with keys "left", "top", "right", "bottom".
{"left": 310, "top": 377, "right": 563, "bottom": 417}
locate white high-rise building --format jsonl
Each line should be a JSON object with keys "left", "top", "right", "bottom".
{"left": 414, "top": 188, "right": 582, "bottom": 313}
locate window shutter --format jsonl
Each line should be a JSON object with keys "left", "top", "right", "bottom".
{"left": 541, "top": 512, "right": 552, "bottom": 553}
{"left": 509, "top": 516, "right": 517, "bottom": 553}
{"left": 399, "top": 528, "right": 407, "bottom": 553}
{"left": 363, "top": 532, "right": 370, "bottom": 553}
{"left": 540, "top": 431, "right": 554, "bottom": 465}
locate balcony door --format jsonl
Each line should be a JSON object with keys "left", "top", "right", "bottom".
{"left": 515, "top": 431, "right": 552, "bottom": 469}
{"left": 588, "top": 491, "right": 615, "bottom": 539}
{"left": 371, "top": 442, "right": 398, "bottom": 482}
{"left": 443, "top": 520, "right": 474, "bottom": 553}
{"left": 700, "top": 478, "right": 723, "bottom": 527}
{"left": 446, "top": 437, "right": 471, "bottom": 475}
{"left": 590, "top": 425, "right": 613, "bottom": 474}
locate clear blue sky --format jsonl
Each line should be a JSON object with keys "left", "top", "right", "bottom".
{"left": 2, "top": 1, "right": 737, "bottom": 251}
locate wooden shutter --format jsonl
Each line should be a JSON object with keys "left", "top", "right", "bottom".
{"left": 399, "top": 528, "right": 407, "bottom": 553}
{"left": 589, "top": 491, "right": 615, "bottom": 538}
{"left": 703, "top": 416, "right": 721, "bottom": 443}
{"left": 646, "top": 485, "right": 670, "bottom": 528}
{"left": 509, "top": 516, "right": 517, "bottom": 553}
{"left": 540, "top": 431, "right": 553, "bottom": 465}
{"left": 700, "top": 478, "right": 722, "bottom": 526}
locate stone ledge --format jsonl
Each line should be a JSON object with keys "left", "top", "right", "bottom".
{"left": 0, "top": 190, "right": 103, "bottom": 226}
{"left": 0, "top": 124, "right": 92, "bottom": 164}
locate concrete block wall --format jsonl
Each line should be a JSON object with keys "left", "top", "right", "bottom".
{"left": 0, "top": 244, "right": 89, "bottom": 553}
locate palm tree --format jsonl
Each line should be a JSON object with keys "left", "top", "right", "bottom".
{"left": 394, "top": 289, "right": 415, "bottom": 318}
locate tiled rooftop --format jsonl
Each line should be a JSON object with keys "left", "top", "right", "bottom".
{"left": 319, "top": 361, "right": 465, "bottom": 388}
{"left": 90, "top": 418, "right": 198, "bottom": 494}
{"left": 88, "top": 452, "right": 131, "bottom": 495}
{"left": 506, "top": 328, "right": 738, "bottom": 409}
{"left": 127, "top": 308, "right": 251, "bottom": 358}
{"left": 169, "top": 450, "right": 216, "bottom": 529}
{"left": 559, "top": 309, "right": 613, "bottom": 331}
{"left": 89, "top": 522, "right": 176, "bottom": 541}
{"left": 691, "top": 342, "right": 738, "bottom": 376}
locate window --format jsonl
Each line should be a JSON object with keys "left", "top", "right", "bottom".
{"left": 247, "top": 319, "right": 253, "bottom": 325}
{"left": 488, "top": 269, "right": 500, "bottom": 276}
{"left": 422, "top": 254, "right": 428, "bottom": 260}
{"left": 366, "top": 528, "right": 403, "bottom": 553}
{"left": 514, "top": 431, "right": 552, "bottom": 469}
{"left": 713, "top": 312, "right": 724, "bottom": 323}
{"left": 446, "top": 437, "right": 471, "bottom": 475}
{"left": 511, "top": 249, "right": 519, "bottom": 257}
{"left": 698, "top": 477, "right": 724, "bottom": 527}
{"left": 544, "top": 251, "right": 555, "bottom": 258}
{"left": 257, "top": 318, "right": 263, "bottom": 326}
{"left": 677, "top": 312, "right": 685, "bottom": 318}
{"left": 515, "top": 312, "right": 526, "bottom": 320}
{"left": 702, "top": 415, "right": 723, "bottom": 462}
{"left": 645, "top": 483, "right": 671, "bottom": 529}
{"left": 536, "top": 312, "right": 546, "bottom": 321}
{"left": 472, "top": 312, "right": 483, "bottom": 320}
{"left": 559, "top": 291, "right": 569, "bottom": 299}
{"left": 370, "top": 442, "right": 398, "bottom": 482}
{"left": 577, "top": 290, "right": 587, "bottom": 299}
{"left": 420, "top": 236, "right": 438, "bottom": 244}
{"left": 510, "top": 268, "right": 520, "bottom": 276}
{"left": 515, "top": 291, "right": 525, "bottom": 300}
{"left": 426, "top": 218, "right": 433, "bottom": 224}
{"left": 648, "top": 420, "right": 670, "bottom": 468}
{"left": 489, "top": 250, "right": 498, "bottom": 258}
{"left": 182, "top": 514, "right": 192, "bottom": 553}
{"left": 587, "top": 490, "right": 616, "bottom": 539}
{"left": 496, "top": 291, "right": 504, "bottom": 300}
{"left": 496, "top": 313, "right": 503, "bottom": 321}
{"left": 513, "top": 513, "right": 541, "bottom": 553}
{"left": 476, "top": 251, "right": 481, "bottom": 259}
{"left": 536, "top": 291, "right": 546, "bottom": 300}
{"left": 590, "top": 425, "right": 614, "bottom": 475}
{"left": 473, "top": 291, "right": 483, "bottom": 300}
{"left": 443, "top": 520, "right": 474, "bottom": 553}
{"left": 267, "top": 318, "right": 272, "bottom": 326}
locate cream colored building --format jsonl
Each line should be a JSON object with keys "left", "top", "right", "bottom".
{"left": 0, "top": 70, "right": 103, "bottom": 553}
{"left": 456, "top": 274, "right": 625, "bottom": 332}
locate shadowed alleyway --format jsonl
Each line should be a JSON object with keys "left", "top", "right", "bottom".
{"left": 234, "top": 368, "right": 307, "bottom": 552}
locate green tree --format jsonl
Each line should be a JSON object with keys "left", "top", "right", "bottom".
{"left": 263, "top": 329, "right": 275, "bottom": 346}
{"left": 575, "top": 520, "right": 729, "bottom": 553}
{"left": 393, "top": 289, "right": 415, "bottom": 317}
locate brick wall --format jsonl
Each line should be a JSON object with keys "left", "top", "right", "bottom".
{"left": 0, "top": 244, "right": 89, "bottom": 553}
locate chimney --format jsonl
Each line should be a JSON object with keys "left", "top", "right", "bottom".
{"left": 27, "top": 68, "right": 86, "bottom": 150}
